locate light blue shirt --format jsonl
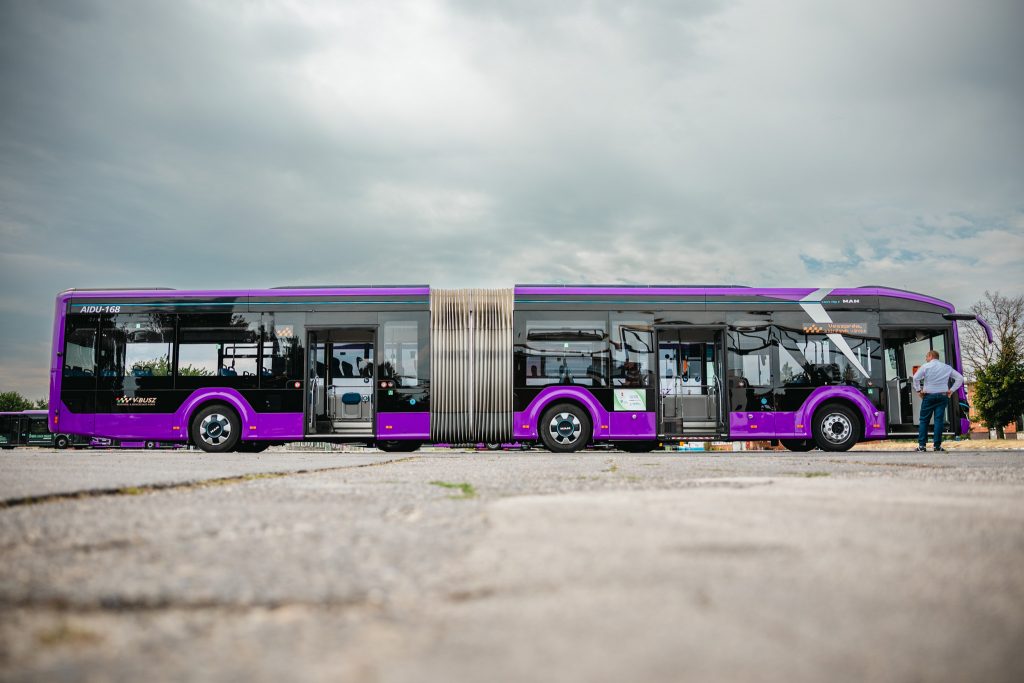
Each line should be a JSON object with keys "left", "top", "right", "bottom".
{"left": 912, "top": 359, "right": 964, "bottom": 394}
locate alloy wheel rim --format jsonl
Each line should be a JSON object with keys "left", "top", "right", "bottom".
{"left": 200, "top": 413, "right": 232, "bottom": 445}
{"left": 549, "top": 412, "right": 582, "bottom": 445}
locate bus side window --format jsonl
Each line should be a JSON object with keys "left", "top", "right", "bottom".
{"left": 515, "top": 317, "right": 609, "bottom": 388}
{"left": 610, "top": 319, "right": 653, "bottom": 388}
{"left": 63, "top": 315, "right": 98, "bottom": 379}
{"left": 97, "top": 313, "right": 175, "bottom": 391}
{"left": 727, "top": 329, "right": 771, "bottom": 387}
{"left": 261, "top": 313, "right": 305, "bottom": 388}
{"left": 177, "top": 313, "right": 259, "bottom": 388}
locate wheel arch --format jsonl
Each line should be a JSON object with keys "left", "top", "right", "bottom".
{"left": 523, "top": 388, "right": 607, "bottom": 441}
{"left": 797, "top": 387, "right": 877, "bottom": 439}
{"left": 177, "top": 390, "right": 256, "bottom": 442}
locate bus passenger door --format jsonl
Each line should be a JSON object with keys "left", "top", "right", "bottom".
{"left": 656, "top": 328, "right": 725, "bottom": 438}
{"left": 0, "top": 416, "right": 12, "bottom": 447}
{"left": 306, "top": 328, "right": 376, "bottom": 438}
{"left": 882, "top": 328, "right": 955, "bottom": 433}
{"left": 307, "top": 336, "right": 326, "bottom": 434}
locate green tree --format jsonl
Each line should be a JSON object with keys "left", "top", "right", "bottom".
{"left": 0, "top": 391, "right": 34, "bottom": 411}
{"left": 34, "top": 397, "right": 48, "bottom": 410}
{"left": 962, "top": 291, "right": 1024, "bottom": 380}
{"left": 972, "top": 347, "right": 1024, "bottom": 439}
{"left": 130, "top": 356, "right": 212, "bottom": 377}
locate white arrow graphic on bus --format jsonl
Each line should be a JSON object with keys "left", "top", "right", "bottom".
{"left": 799, "top": 288, "right": 869, "bottom": 379}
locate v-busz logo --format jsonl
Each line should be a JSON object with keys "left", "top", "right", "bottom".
{"left": 116, "top": 396, "right": 158, "bottom": 406}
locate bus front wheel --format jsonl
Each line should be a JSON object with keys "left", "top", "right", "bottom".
{"left": 811, "top": 404, "right": 860, "bottom": 452}
{"left": 190, "top": 404, "right": 241, "bottom": 453}
{"left": 54, "top": 435, "right": 70, "bottom": 450}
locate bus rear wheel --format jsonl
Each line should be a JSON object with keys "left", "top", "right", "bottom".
{"left": 780, "top": 439, "right": 815, "bottom": 452}
{"left": 811, "top": 404, "right": 860, "bottom": 452}
{"left": 540, "top": 403, "right": 591, "bottom": 453}
{"left": 190, "top": 404, "right": 241, "bottom": 453}
{"left": 54, "top": 435, "right": 70, "bottom": 450}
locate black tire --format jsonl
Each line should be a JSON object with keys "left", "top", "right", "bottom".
{"left": 539, "top": 403, "right": 592, "bottom": 453}
{"left": 780, "top": 439, "right": 815, "bottom": 452}
{"left": 144, "top": 441, "right": 157, "bottom": 450}
{"left": 54, "top": 435, "right": 71, "bottom": 450}
{"left": 190, "top": 404, "right": 241, "bottom": 453}
{"left": 377, "top": 441, "right": 422, "bottom": 453}
{"left": 811, "top": 404, "right": 861, "bottom": 452}
{"left": 485, "top": 442, "right": 502, "bottom": 451}
{"left": 615, "top": 441, "right": 658, "bottom": 453}
{"left": 238, "top": 441, "right": 270, "bottom": 453}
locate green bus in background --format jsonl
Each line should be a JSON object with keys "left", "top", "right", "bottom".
{"left": 0, "top": 410, "right": 90, "bottom": 449}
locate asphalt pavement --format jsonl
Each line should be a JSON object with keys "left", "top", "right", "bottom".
{"left": 1, "top": 448, "right": 1022, "bottom": 682}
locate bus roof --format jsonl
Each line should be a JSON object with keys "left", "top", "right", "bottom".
{"left": 55, "top": 284, "right": 954, "bottom": 311}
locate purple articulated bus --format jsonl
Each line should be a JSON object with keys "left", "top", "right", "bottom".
{"left": 48, "top": 285, "right": 989, "bottom": 454}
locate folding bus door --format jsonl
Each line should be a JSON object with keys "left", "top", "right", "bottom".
{"left": 656, "top": 328, "right": 725, "bottom": 437}
{"left": 882, "top": 328, "right": 959, "bottom": 433}
{"left": 306, "top": 328, "right": 376, "bottom": 437}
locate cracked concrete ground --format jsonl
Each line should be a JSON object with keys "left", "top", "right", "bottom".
{"left": 1, "top": 449, "right": 1023, "bottom": 682}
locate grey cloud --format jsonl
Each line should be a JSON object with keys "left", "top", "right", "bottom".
{"left": 1, "top": 0, "right": 1022, "bottom": 397}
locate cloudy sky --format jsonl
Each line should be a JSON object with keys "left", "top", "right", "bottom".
{"left": 1, "top": 0, "right": 1022, "bottom": 399}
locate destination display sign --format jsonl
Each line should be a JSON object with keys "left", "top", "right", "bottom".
{"left": 802, "top": 322, "right": 868, "bottom": 335}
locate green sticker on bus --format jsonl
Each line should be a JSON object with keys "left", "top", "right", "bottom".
{"left": 613, "top": 389, "right": 646, "bottom": 411}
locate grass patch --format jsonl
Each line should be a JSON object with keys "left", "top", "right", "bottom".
{"left": 803, "top": 471, "right": 830, "bottom": 478}
{"left": 118, "top": 486, "right": 144, "bottom": 496}
{"left": 430, "top": 481, "right": 477, "bottom": 499}
{"left": 603, "top": 460, "right": 619, "bottom": 473}
{"left": 239, "top": 472, "right": 287, "bottom": 482}
{"left": 36, "top": 622, "right": 103, "bottom": 647}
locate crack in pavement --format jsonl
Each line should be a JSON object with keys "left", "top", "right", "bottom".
{"left": 0, "top": 594, "right": 392, "bottom": 614}
{"left": 0, "top": 455, "right": 419, "bottom": 510}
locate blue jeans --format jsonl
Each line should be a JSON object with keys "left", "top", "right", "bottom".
{"left": 918, "top": 393, "right": 948, "bottom": 449}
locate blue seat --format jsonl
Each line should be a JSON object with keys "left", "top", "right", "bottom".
{"left": 341, "top": 392, "right": 362, "bottom": 405}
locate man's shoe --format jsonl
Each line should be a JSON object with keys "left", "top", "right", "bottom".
{"left": 934, "top": 446, "right": 946, "bottom": 452}
{"left": 915, "top": 447, "right": 927, "bottom": 452}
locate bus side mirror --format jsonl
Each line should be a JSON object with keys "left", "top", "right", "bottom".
{"left": 943, "top": 313, "right": 993, "bottom": 344}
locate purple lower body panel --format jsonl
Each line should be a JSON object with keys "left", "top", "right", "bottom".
{"left": 730, "top": 409, "right": 888, "bottom": 440}
{"left": 729, "top": 411, "right": 776, "bottom": 438}
{"left": 607, "top": 411, "right": 657, "bottom": 439}
{"left": 248, "top": 413, "right": 304, "bottom": 441}
{"left": 377, "top": 412, "right": 430, "bottom": 440}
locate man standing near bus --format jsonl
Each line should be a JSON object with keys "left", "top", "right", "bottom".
{"left": 912, "top": 350, "right": 964, "bottom": 452}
